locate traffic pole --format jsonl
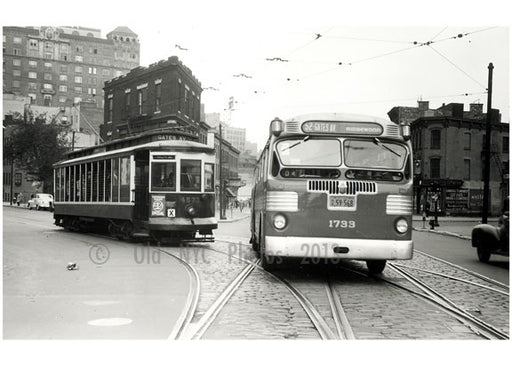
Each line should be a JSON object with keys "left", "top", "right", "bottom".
{"left": 482, "top": 63, "right": 494, "bottom": 224}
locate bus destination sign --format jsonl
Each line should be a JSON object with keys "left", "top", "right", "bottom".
{"left": 302, "top": 121, "right": 383, "bottom": 135}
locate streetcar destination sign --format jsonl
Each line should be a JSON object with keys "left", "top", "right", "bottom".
{"left": 302, "top": 121, "right": 383, "bottom": 135}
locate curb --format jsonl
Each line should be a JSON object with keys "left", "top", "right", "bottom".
{"left": 413, "top": 227, "right": 471, "bottom": 241}
{"left": 218, "top": 214, "right": 251, "bottom": 224}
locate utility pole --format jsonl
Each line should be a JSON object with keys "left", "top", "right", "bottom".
{"left": 219, "top": 123, "right": 226, "bottom": 220}
{"left": 482, "top": 62, "right": 494, "bottom": 224}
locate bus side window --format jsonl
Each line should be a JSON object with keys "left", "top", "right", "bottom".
{"left": 271, "top": 152, "right": 280, "bottom": 177}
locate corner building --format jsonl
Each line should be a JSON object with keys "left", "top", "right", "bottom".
{"left": 100, "top": 56, "right": 202, "bottom": 141}
{"left": 388, "top": 101, "right": 509, "bottom": 216}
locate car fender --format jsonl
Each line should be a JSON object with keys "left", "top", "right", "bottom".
{"left": 471, "top": 224, "right": 500, "bottom": 248}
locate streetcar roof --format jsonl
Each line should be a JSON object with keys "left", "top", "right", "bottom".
{"left": 54, "top": 140, "right": 214, "bottom": 167}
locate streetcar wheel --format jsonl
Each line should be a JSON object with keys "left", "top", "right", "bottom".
{"left": 477, "top": 245, "right": 491, "bottom": 263}
{"left": 366, "top": 260, "right": 386, "bottom": 274}
{"left": 120, "top": 222, "right": 134, "bottom": 241}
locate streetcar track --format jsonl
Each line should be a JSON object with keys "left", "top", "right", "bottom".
{"left": 392, "top": 263, "right": 509, "bottom": 296}
{"left": 386, "top": 262, "right": 509, "bottom": 340}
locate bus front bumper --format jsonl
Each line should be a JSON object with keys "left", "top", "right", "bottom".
{"left": 264, "top": 236, "right": 413, "bottom": 260}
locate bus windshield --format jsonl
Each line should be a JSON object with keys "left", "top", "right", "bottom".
{"left": 344, "top": 139, "right": 407, "bottom": 170}
{"left": 276, "top": 138, "right": 341, "bottom": 166}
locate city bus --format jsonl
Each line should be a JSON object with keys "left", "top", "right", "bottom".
{"left": 250, "top": 113, "right": 413, "bottom": 273}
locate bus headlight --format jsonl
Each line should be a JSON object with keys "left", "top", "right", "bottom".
{"left": 273, "top": 214, "right": 287, "bottom": 230}
{"left": 185, "top": 205, "right": 196, "bottom": 217}
{"left": 395, "top": 218, "right": 409, "bottom": 234}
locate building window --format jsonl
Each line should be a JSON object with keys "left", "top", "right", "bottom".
{"left": 59, "top": 96, "right": 67, "bottom": 103}
{"left": 44, "top": 62, "right": 52, "bottom": 69}
{"left": 76, "top": 46, "right": 83, "bottom": 53}
{"left": 155, "top": 83, "right": 161, "bottom": 112}
{"left": 114, "top": 70, "right": 122, "bottom": 77}
{"left": 430, "top": 158, "right": 441, "bottom": 179}
{"left": 88, "top": 67, "right": 97, "bottom": 75}
{"left": 28, "top": 71, "right": 37, "bottom": 79}
{"left": 102, "top": 69, "right": 111, "bottom": 76}
{"left": 43, "top": 94, "right": 52, "bottom": 107}
{"left": 107, "top": 95, "right": 113, "bottom": 121}
{"left": 74, "top": 76, "right": 82, "bottom": 84}
{"left": 43, "top": 83, "right": 53, "bottom": 90}
{"left": 463, "top": 132, "right": 471, "bottom": 150}
{"left": 13, "top": 37, "right": 22, "bottom": 44}
{"left": 12, "top": 80, "right": 20, "bottom": 88}
{"left": 61, "top": 44, "right": 68, "bottom": 52}
{"left": 60, "top": 64, "right": 68, "bottom": 73}
{"left": 13, "top": 59, "right": 21, "bottom": 66}
{"left": 74, "top": 86, "right": 82, "bottom": 94}
{"left": 14, "top": 172, "right": 22, "bottom": 186}
{"left": 29, "top": 60, "right": 37, "bottom": 68}
{"left": 28, "top": 82, "right": 37, "bottom": 90}
{"left": 430, "top": 129, "right": 441, "bottom": 150}
{"left": 503, "top": 136, "right": 509, "bottom": 153}
{"left": 75, "top": 66, "right": 83, "bottom": 73}
{"left": 464, "top": 159, "right": 471, "bottom": 180}
{"left": 13, "top": 70, "right": 21, "bottom": 77}
{"left": 13, "top": 48, "right": 20, "bottom": 55}
{"left": 59, "top": 85, "right": 68, "bottom": 92}
{"left": 88, "top": 88, "right": 96, "bottom": 96}
{"left": 44, "top": 73, "right": 52, "bottom": 81}
{"left": 75, "top": 55, "right": 83, "bottom": 62}
{"left": 29, "top": 39, "right": 38, "bottom": 48}
{"left": 59, "top": 74, "right": 68, "bottom": 82}
{"left": 125, "top": 91, "right": 131, "bottom": 114}
{"left": 74, "top": 97, "right": 82, "bottom": 104}
{"left": 28, "top": 93, "right": 36, "bottom": 104}
{"left": 138, "top": 88, "right": 147, "bottom": 115}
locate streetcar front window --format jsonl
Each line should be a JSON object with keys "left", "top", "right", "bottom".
{"left": 204, "top": 163, "right": 215, "bottom": 192}
{"left": 180, "top": 160, "right": 201, "bottom": 192}
{"left": 276, "top": 138, "right": 341, "bottom": 166}
{"left": 343, "top": 139, "right": 407, "bottom": 170}
{"left": 151, "top": 162, "right": 176, "bottom": 191}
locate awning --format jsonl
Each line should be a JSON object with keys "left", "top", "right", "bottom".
{"left": 225, "top": 188, "right": 236, "bottom": 197}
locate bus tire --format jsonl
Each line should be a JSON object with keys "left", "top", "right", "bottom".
{"left": 477, "top": 244, "right": 491, "bottom": 263}
{"left": 366, "top": 260, "right": 386, "bottom": 274}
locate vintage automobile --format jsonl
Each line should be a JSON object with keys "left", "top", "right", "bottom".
{"left": 471, "top": 197, "right": 509, "bottom": 263}
{"left": 27, "top": 193, "right": 54, "bottom": 211}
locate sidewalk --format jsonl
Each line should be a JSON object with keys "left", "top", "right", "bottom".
{"left": 216, "top": 208, "right": 251, "bottom": 223}
{"left": 412, "top": 214, "right": 499, "bottom": 240}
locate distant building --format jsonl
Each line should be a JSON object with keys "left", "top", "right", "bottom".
{"left": 388, "top": 101, "right": 509, "bottom": 216}
{"left": 3, "top": 25, "right": 140, "bottom": 136}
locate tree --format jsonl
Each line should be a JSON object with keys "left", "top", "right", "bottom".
{"left": 4, "top": 122, "right": 70, "bottom": 194}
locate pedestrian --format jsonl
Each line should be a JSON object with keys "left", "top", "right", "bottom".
{"left": 17, "top": 192, "right": 24, "bottom": 206}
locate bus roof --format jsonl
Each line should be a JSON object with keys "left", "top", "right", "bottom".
{"left": 284, "top": 112, "right": 394, "bottom": 125}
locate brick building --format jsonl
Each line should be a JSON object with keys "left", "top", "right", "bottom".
{"left": 388, "top": 101, "right": 509, "bottom": 216}
{"left": 3, "top": 25, "right": 139, "bottom": 136}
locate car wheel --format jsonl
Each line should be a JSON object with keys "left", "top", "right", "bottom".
{"left": 28, "top": 203, "right": 32, "bottom": 210}
{"left": 477, "top": 244, "right": 491, "bottom": 263}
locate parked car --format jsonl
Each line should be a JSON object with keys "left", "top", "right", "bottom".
{"left": 27, "top": 193, "right": 54, "bottom": 211}
{"left": 471, "top": 197, "right": 509, "bottom": 263}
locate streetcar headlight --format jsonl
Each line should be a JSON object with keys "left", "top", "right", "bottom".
{"left": 273, "top": 214, "right": 287, "bottom": 230}
{"left": 395, "top": 218, "right": 409, "bottom": 234}
{"left": 185, "top": 205, "right": 196, "bottom": 217}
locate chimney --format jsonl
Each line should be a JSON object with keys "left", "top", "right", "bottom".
{"left": 469, "top": 103, "right": 483, "bottom": 117}
{"left": 418, "top": 100, "right": 429, "bottom": 112}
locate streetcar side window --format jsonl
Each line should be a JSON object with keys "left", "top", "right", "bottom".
{"left": 65, "top": 166, "right": 70, "bottom": 202}
{"left": 98, "top": 160, "right": 105, "bottom": 202}
{"left": 151, "top": 161, "right": 176, "bottom": 192}
{"left": 120, "top": 157, "right": 131, "bottom": 202}
{"left": 80, "top": 163, "right": 86, "bottom": 202}
{"left": 180, "top": 159, "right": 201, "bottom": 192}
{"left": 204, "top": 163, "right": 214, "bottom": 192}
{"left": 92, "top": 161, "right": 98, "bottom": 202}
{"left": 105, "top": 159, "right": 111, "bottom": 202}
{"left": 112, "top": 158, "right": 119, "bottom": 202}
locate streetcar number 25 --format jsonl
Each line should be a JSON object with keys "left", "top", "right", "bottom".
{"left": 329, "top": 220, "right": 356, "bottom": 228}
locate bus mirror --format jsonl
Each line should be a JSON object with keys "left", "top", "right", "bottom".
{"left": 400, "top": 123, "right": 411, "bottom": 140}
{"left": 270, "top": 117, "right": 283, "bottom": 136}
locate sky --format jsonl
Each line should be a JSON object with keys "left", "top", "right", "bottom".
{"left": 1, "top": 1, "right": 510, "bottom": 152}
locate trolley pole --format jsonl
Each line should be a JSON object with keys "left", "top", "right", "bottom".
{"left": 482, "top": 62, "right": 494, "bottom": 224}
{"left": 219, "top": 123, "right": 226, "bottom": 220}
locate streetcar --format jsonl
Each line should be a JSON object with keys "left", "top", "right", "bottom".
{"left": 250, "top": 113, "right": 414, "bottom": 273}
{"left": 53, "top": 130, "right": 217, "bottom": 241}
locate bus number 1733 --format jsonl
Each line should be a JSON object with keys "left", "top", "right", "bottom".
{"left": 328, "top": 220, "right": 356, "bottom": 228}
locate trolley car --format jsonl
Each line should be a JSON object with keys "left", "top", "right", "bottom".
{"left": 250, "top": 113, "right": 414, "bottom": 273}
{"left": 53, "top": 130, "right": 217, "bottom": 241}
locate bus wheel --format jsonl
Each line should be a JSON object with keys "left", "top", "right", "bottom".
{"left": 366, "top": 260, "right": 386, "bottom": 274}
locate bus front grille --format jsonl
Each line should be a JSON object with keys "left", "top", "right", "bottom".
{"left": 307, "top": 180, "right": 377, "bottom": 195}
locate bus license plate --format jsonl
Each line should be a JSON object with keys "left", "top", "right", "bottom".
{"left": 329, "top": 196, "right": 356, "bottom": 210}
